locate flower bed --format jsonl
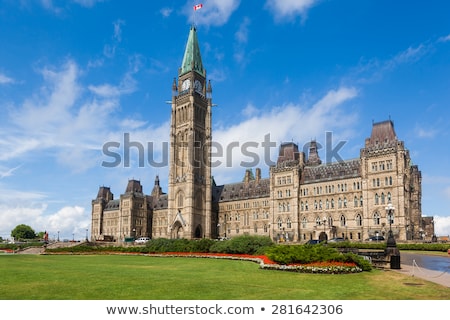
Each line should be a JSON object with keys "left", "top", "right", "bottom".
{"left": 153, "top": 252, "right": 362, "bottom": 274}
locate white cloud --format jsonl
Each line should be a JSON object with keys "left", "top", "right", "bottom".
{"left": 113, "top": 19, "right": 125, "bottom": 42}
{"left": 72, "top": 0, "right": 105, "bottom": 8}
{"left": 390, "top": 44, "right": 428, "bottom": 66}
{"left": 0, "top": 202, "right": 90, "bottom": 241}
{"left": 434, "top": 215, "right": 450, "bottom": 236}
{"left": 0, "top": 73, "right": 15, "bottom": 84}
{"left": 88, "top": 83, "right": 122, "bottom": 97}
{"left": 211, "top": 86, "right": 358, "bottom": 183}
{"left": 351, "top": 43, "right": 431, "bottom": 84}
{"left": 438, "top": 34, "right": 450, "bottom": 42}
{"left": 160, "top": 7, "right": 173, "bottom": 18}
{"left": 265, "top": 0, "right": 318, "bottom": 22}
{"left": 186, "top": 0, "right": 241, "bottom": 27}
{"left": 0, "top": 59, "right": 135, "bottom": 171}
{"left": 43, "top": 206, "right": 89, "bottom": 239}
{"left": 415, "top": 126, "right": 438, "bottom": 138}
{"left": 234, "top": 17, "right": 251, "bottom": 64}
{"left": 103, "top": 19, "right": 126, "bottom": 58}
{"left": 0, "top": 165, "right": 22, "bottom": 179}
{"left": 0, "top": 204, "right": 48, "bottom": 239}
{"left": 444, "top": 186, "right": 450, "bottom": 199}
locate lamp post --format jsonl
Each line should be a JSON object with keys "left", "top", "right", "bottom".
{"left": 385, "top": 202, "right": 400, "bottom": 269}
{"left": 321, "top": 217, "right": 327, "bottom": 241}
{"left": 57, "top": 231, "right": 60, "bottom": 242}
{"left": 85, "top": 228, "right": 88, "bottom": 242}
{"left": 385, "top": 202, "right": 396, "bottom": 246}
{"left": 431, "top": 220, "right": 437, "bottom": 242}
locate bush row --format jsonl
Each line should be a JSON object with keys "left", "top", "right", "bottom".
{"left": 265, "top": 244, "right": 372, "bottom": 271}
{"left": 45, "top": 235, "right": 275, "bottom": 255}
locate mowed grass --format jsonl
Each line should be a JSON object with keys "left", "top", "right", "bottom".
{"left": 1, "top": 254, "right": 449, "bottom": 300}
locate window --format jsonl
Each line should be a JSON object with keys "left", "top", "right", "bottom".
{"left": 387, "top": 192, "right": 392, "bottom": 202}
{"left": 373, "top": 212, "right": 381, "bottom": 225}
{"left": 344, "top": 197, "right": 347, "bottom": 208}
{"left": 287, "top": 218, "right": 292, "bottom": 229}
{"left": 315, "top": 217, "right": 321, "bottom": 226}
{"left": 302, "top": 217, "right": 307, "bottom": 228}
{"left": 340, "top": 215, "right": 346, "bottom": 227}
{"left": 381, "top": 193, "right": 385, "bottom": 204}
{"left": 177, "top": 192, "right": 184, "bottom": 207}
{"left": 375, "top": 193, "right": 379, "bottom": 205}
{"left": 356, "top": 214, "right": 362, "bottom": 226}
{"left": 387, "top": 213, "right": 395, "bottom": 225}
{"left": 354, "top": 196, "right": 358, "bottom": 207}
{"left": 277, "top": 217, "right": 282, "bottom": 229}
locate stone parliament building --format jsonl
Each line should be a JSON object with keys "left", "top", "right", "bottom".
{"left": 91, "top": 27, "right": 434, "bottom": 243}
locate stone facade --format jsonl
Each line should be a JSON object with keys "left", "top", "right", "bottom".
{"left": 91, "top": 27, "right": 433, "bottom": 243}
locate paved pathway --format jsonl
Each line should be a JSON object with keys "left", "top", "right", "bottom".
{"left": 392, "top": 252, "right": 450, "bottom": 288}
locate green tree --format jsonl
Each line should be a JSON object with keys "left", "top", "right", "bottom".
{"left": 11, "top": 224, "right": 36, "bottom": 240}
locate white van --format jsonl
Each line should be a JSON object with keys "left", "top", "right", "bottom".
{"left": 134, "top": 237, "right": 150, "bottom": 244}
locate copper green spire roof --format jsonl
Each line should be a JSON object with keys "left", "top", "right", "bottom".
{"left": 180, "top": 26, "right": 205, "bottom": 77}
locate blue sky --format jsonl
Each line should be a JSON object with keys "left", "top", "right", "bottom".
{"left": 1, "top": 0, "right": 450, "bottom": 240}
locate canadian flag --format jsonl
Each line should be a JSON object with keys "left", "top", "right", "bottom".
{"left": 193, "top": 4, "right": 203, "bottom": 11}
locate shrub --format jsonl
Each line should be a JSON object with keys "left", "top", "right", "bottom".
{"left": 209, "top": 235, "right": 273, "bottom": 255}
{"left": 190, "top": 238, "right": 215, "bottom": 253}
{"left": 265, "top": 244, "right": 372, "bottom": 271}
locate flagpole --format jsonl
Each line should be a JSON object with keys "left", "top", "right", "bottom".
{"left": 193, "top": 3, "right": 203, "bottom": 28}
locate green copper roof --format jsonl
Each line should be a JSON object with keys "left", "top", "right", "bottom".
{"left": 180, "top": 26, "right": 205, "bottom": 77}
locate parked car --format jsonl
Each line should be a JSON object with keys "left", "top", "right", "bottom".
{"left": 366, "top": 235, "right": 385, "bottom": 242}
{"left": 306, "top": 239, "right": 321, "bottom": 245}
{"left": 328, "top": 237, "right": 345, "bottom": 243}
{"left": 134, "top": 237, "right": 150, "bottom": 244}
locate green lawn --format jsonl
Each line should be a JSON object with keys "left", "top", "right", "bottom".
{"left": 1, "top": 254, "right": 449, "bottom": 300}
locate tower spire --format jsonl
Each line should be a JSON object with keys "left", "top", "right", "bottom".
{"left": 180, "top": 26, "right": 205, "bottom": 77}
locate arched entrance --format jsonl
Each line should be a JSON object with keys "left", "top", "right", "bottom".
{"left": 318, "top": 232, "right": 328, "bottom": 242}
{"left": 194, "top": 225, "right": 203, "bottom": 238}
{"left": 171, "top": 221, "right": 184, "bottom": 239}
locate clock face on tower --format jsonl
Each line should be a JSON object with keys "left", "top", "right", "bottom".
{"left": 182, "top": 79, "right": 191, "bottom": 91}
{"left": 194, "top": 79, "right": 202, "bottom": 93}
